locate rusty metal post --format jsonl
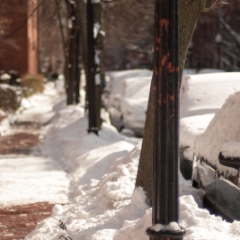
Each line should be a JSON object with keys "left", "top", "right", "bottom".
{"left": 87, "top": 0, "right": 99, "bottom": 134}
{"left": 146, "top": 0, "right": 186, "bottom": 239}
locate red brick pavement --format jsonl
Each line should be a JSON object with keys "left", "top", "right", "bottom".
{"left": 0, "top": 122, "right": 58, "bottom": 240}
{"left": 0, "top": 132, "right": 40, "bottom": 155}
{"left": 0, "top": 202, "right": 55, "bottom": 240}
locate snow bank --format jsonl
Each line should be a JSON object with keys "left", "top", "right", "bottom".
{"left": 113, "top": 195, "right": 240, "bottom": 240}
{"left": 24, "top": 102, "right": 240, "bottom": 240}
{"left": 22, "top": 80, "right": 240, "bottom": 240}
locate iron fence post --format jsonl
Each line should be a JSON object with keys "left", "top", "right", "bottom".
{"left": 87, "top": 0, "right": 99, "bottom": 135}
{"left": 146, "top": 0, "right": 186, "bottom": 239}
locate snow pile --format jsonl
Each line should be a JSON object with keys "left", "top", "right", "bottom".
{"left": 0, "top": 78, "right": 238, "bottom": 239}
{"left": 113, "top": 195, "right": 240, "bottom": 240}
{"left": 41, "top": 103, "right": 139, "bottom": 173}
{"left": 24, "top": 97, "right": 240, "bottom": 240}
{"left": 0, "top": 156, "right": 69, "bottom": 206}
{"left": 26, "top": 141, "right": 149, "bottom": 240}
{"left": 150, "top": 222, "right": 181, "bottom": 231}
{"left": 195, "top": 91, "right": 240, "bottom": 176}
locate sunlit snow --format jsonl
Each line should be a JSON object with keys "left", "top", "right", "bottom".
{"left": 0, "top": 74, "right": 240, "bottom": 239}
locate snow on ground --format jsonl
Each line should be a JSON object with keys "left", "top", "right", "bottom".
{"left": 0, "top": 155, "right": 69, "bottom": 206}
{"left": 1, "top": 78, "right": 240, "bottom": 239}
{"left": 0, "top": 82, "right": 70, "bottom": 206}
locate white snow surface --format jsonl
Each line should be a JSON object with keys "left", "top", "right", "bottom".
{"left": 0, "top": 78, "right": 240, "bottom": 239}
{"left": 151, "top": 222, "right": 181, "bottom": 231}
{"left": 0, "top": 82, "right": 69, "bottom": 206}
{"left": 222, "top": 142, "right": 240, "bottom": 158}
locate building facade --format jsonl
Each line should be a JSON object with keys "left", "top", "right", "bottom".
{"left": 0, "top": 0, "right": 38, "bottom": 76}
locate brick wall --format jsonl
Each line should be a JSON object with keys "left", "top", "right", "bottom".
{"left": 0, "top": 0, "right": 38, "bottom": 77}
{"left": 27, "top": 0, "right": 38, "bottom": 74}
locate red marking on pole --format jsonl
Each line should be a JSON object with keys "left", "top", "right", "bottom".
{"left": 169, "top": 95, "right": 175, "bottom": 102}
{"left": 157, "top": 37, "right": 161, "bottom": 44}
{"left": 161, "top": 55, "right": 168, "bottom": 66}
{"left": 160, "top": 19, "right": 169, "bottom": 32}
{"left": 156, "top": 47, "right": 160, "bottom": 51}
{"left": 167, "top": 62, "right": 174, "bottom": 72}
{"left": 155, "top": 67, "right": 159, "bottom": 75}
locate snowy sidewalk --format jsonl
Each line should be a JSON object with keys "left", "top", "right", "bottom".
{"left": 0, "top": 83, "right": 70, "bottom": 239}
{"left": 0, "top": 83, "right": 70, "bottom": 207}
{"left": 0, "top": 155, "right": 69, "bottom": 206}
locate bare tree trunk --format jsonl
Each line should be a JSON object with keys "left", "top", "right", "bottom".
{"left": 64, "top": 1, "right": 81, "bottom": 105}
{"left": 75, "top": 0, "right": 88, "bottom": 77}
{"left": 75, "top": 29, "right": 81, "bottom": 103}
{"left": 135, "top": 0, "right": 207, "bottom": 205}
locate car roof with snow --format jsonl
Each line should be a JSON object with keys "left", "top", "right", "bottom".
{"left": 106, "top": 69, "right": 152, "bottom": 94}
{"left": 195, "top": 91, "right": 240, "bottom": 177}
{"left": 180, "top": 72, "right": 240, "bottom": 159}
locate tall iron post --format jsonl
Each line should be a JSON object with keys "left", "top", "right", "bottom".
{"left": 87, "top": 0, "right": 99, "bottom": 134}
{"left": 146, "top": 0, "right": 186, "bottom": 240}
{"left": 75, "top": 29, "right": 81, "bottom": 104}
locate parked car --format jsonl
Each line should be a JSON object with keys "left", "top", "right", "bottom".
{"left": 104, "top": 69, "right": 152, "bottom": 135}
{"left": 197, "top": 68, "right": 225, "bottom": 74}
{"left": 103, "top": 69, "right": 152, "bottom": 108}
{"left": 192, "top": 91, "right": 240, "bottom": 221}
{"left": 108, "top": 76, "right": 151, "bottom": 136}
{"left": 179, "top": 72, "right": 240, "bottom": 179}
{"left": 116, "top": 76, "right": 151, "bottom": 136}
{"left": 104, "top": 68, "right": 198, "bottom": 136}
{"left": 182, "top": 68, "right": 197, "bottom": 75}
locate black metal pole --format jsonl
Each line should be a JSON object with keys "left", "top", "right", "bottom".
{"left": 87, "top": 0, "right": 99, "bottom": 134}
{"left": 66, "top": 30, "right": 74, "bottom": 105}
{"left": 75, "top": 29, "right": 81, "bottom": 104}
{"left": 218, "top": 42, "right": 222, "bottom": 69}
{"left": 146, "top": 0, "right": 186, "bottom": 239}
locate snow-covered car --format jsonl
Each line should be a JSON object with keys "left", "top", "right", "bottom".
{"left": 108, "top": 76, "right": 152, "bottom": 136}
{"left": 192, "top": 91, "right": 240, "bottom": 221}
{"left": 183, "top": 68, "right": 197, "bottom": 75}
{"left": 103, "top": 69, "right": 152, "bottom": 109}
{"left": 116, "top": 76, "right": 151, "bottom": 136}
{"left": 105, "top": 68, "right": 197, "bottom": 136}
{"left": 197, "top": 68, "right": 225, "bottom": 74}
{"left": 180, "top": 72, "right": 240, "bottom": 179}
{"left": 104, "top": 69, "right": 152, "bottom": 135}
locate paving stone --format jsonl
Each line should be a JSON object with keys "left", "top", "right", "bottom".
{"left": 0, "top": 202, "right": 55, "bottom": 239}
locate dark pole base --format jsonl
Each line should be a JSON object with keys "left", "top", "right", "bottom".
{"left": 87, "top": 128, "right": 99, "bottom": 135}
{"left": 146, "top": 227, "right": 186, "bottom": 240}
